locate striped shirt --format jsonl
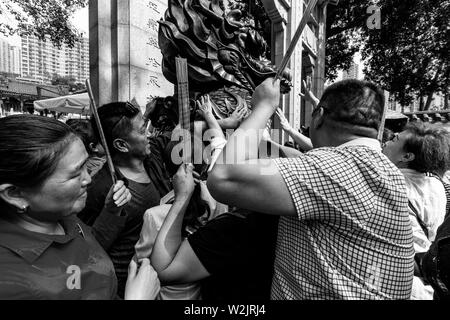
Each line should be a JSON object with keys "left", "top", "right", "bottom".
{"left": 272, "top": 138, "right": 414, "bottom": 300}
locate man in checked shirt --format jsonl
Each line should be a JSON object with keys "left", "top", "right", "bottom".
{"left": 207, "top": 78, "right": 415, "bottom": 300}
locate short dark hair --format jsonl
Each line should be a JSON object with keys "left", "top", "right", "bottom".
{"left": 0, "top": 115, "right": 78, "bottom": 189}
{"left": 319, "top": 80, "right": 385, "bottom": 136}
{"left": 91, "top": 102, "right": 141, "bottom": 155}
{"left": 67, "top": 120, "right": 99, "bottom": 155}
{"left": 403, "top": 121, "right": 450, "bottom": 176}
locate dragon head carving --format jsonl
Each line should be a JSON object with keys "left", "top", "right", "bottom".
{"left": 158, "top": 0, "right": 292, "bottom": 120}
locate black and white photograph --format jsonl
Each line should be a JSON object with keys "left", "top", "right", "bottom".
{"left": 0, "top": 0, "right": 449, "bottom": 310}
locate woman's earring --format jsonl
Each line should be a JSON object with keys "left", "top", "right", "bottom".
{"left": 17, "top": 205, "right": 28, "bottom": 214}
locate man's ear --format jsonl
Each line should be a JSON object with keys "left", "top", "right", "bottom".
{"left": 312, "top": 107, "right": 325, "bottom": 130}
{"left": 89, "top": 142, "right": 99, "bottom": 153}
{"left": 401, "top": 152, "right": 415, "bottom": 164}
{"left": 0, "top": 184, "right": 28, "bottom": 211}
{"left": 113, "top": 138, "right": 129, "bottom": 153}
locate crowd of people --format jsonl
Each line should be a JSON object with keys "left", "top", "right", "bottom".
{"left": 0, "top": 78, "right": 450, "bottom": 300}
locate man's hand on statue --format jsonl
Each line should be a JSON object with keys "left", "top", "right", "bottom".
{"left": 251, "top": 78, "right": 280, "bottom": 113}
{"left": 173, "top": 163, "right": 196, "bottom": 201}
{"left": 300, "top": 80, "right": 320, "bottom": 108}
{"left": 276, "top": 108, "right": 293, "bottom": 133}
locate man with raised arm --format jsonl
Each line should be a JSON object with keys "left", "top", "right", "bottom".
{"left": 207, "top": 78, "right": 415, "bottom": 300}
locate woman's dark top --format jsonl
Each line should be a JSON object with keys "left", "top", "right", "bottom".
{"left": 0, "top": 215, "right": 117, "bottom": 300}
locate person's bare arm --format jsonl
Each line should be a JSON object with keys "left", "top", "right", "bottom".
{"left": 276, "top": 108, "right": 313, "bottom": 152}
{"left": 208, "top": 78, "right": 297, "bottom": 216}
{"left": 197, "top": 95, "right": 224, "bottom": 134}
{"left": 216, "top": 102, "right": 248, "bottom": 130}
{"left": 300, "top": 80, "right": 320, "bottom": 108}
{"left": 150, "top": 164, "right": 211, "bottom": 283}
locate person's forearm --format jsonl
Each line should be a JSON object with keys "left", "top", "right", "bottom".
{"left": 204, "top": 113, "right": 225, "bottom": 139}
{"left": 285, "top": 128, "right": 313, "bottom": 151}
{"left": 150, "top": 195, "right": 191, "bottom": 273}
{"left": 263, "top": 139, "right": 303, "bottom": 158}
{"left": 217, "top": 117, "right": 237, "bottom": 130}
{"left": 219, "top": 102, "right": 273, "bottom": 164}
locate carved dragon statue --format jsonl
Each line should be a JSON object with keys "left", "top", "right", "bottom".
{"left": 157, "top": 0, "right": 292, "bottom": 122}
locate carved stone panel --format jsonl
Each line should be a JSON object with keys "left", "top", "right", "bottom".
{"left": 129, "top": 0, "right": 173, "bottom": 107}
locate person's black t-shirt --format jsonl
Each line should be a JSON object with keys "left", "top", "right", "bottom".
{"left": 187, "top": 211, "right": 279, "bottom": 301}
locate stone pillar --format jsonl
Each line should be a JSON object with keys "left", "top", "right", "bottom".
{"left": 314, "top": 3, "right": 328, "bottom": 98}
{"left": 261, "top": 0, "right": 290, "bottom": 144}
{"left": 89, "top": 0, "right": 173, "bottom": 109}
{"left": 89, "top": 0, "right": 114, "bottom": 106}
{"left": 287, "top": 0, "right": 304, "bottom": 134}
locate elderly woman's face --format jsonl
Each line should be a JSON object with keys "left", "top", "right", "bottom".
{"left": 22, "top": 138, "right": 91, "bottom": 222}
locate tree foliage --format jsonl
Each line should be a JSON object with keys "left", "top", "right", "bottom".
{"left": 325, "top": 1, "right": 367, "bottom": 81}
{"left": 362, "top": 0, "right": 449, "bottom": 109}
{"left": 326, "top": 0, "right": 449, "bottom": 109}
{"left": 51, "top": 74, "right": 85, "bottom": 94}
{"left": 0, "top": 0, "right": 87, "bottom": 48}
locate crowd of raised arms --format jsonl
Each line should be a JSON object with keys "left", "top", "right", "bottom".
{"left": 1, "top": 78, "right": 450, "bottom": 300}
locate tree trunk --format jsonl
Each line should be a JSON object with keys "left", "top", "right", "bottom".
{"left": 445, "top": 93, "right": 449, "bottom": 110}
{"left": 424, "top": 91, "right": 434, "bottom": 111}
{"left": 424, "top": 65, "right": 442, "bottom": 111}
{"left": 419, "top": 96, "right": 424, "bottom": 111}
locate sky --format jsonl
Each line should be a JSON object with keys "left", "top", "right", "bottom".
{"left": 72, "top": 6, "right": 89, "bottom": 35}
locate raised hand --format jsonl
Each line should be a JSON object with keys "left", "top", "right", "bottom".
{"left": 299, "top": 80, "right": 320, "bottom": 108}
{"left": 251, "top": 78, "right": 280, "bottom": 113}
{"left": 173, "top": 163, "right": 196, "bottom": 200}
{"left": 197, "top": 95, "right": 213, "bottom": 120}
{"left": 276, "top": 108, "right": 293, "bottom": 132}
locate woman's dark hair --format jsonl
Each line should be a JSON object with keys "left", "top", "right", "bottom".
{"left": 67, "top": 120, "right": 99, "bottom": 155}
{"left": 91, "top": 102, "right": 140, "bottom": 155}
{"left": 403, "top": 121, "right": 450, "bottom": 176}
{"left": 0, "top": 115, "right": 78, "bottom": 188}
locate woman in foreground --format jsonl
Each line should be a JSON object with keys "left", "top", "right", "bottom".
{"left": 0, "top": 115, "right": 159, "bottom": 300}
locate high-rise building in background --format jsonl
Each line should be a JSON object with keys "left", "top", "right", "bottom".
{"left": 342, "top": 61, "right": 359, "bottom": 80}
{"left": 0, "top": 40, "right": 9, "bottom": 73}
{"left": 0, "top": 38, "right": 21, "bottom": 76}
{"left": 9, "top": 46, "right": 21, "bottom": 75}
{"left": 21, "top": 35, "right": 89, "bottom": 84}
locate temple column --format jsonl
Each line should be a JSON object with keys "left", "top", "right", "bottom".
{"left": 89, "top": 0, "right": 173, "bottom": 109}
{"left": 261, "top": 0, "right": 290, "bottom": 144}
